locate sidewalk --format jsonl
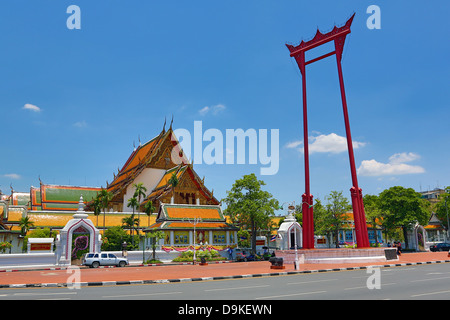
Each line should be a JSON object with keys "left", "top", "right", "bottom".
{"left": 0, "top": 252, "right": 449, "bottom": 288}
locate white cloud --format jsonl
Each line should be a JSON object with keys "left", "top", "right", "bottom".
{"left": 199, "top": 104, "right": 226, "bottom": 116}
{"left": 285, "top": 140, "right": 302, "bottom": 149}
{"left": 357, "top": 152, "right": 425, "bottom": 176}
{"left": 388, "top": 152, "right": 420, "bottom": 164}
{"left": 3, "top": 173, "right": 21, "bottom": 179}
{"left": 285, "top": 133, "right": 365, "bottom": 154}
{"left": 23, "top": 103, "right": 41, "bottom": 112}
{"left": 73, "top": 120, "right": 87, "bottom": 128}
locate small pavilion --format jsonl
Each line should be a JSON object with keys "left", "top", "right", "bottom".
{"left": 144, "top": 203, "right": 238, "bottom": 251}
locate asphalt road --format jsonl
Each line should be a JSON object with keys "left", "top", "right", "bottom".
{"left": 1, "top": 263, "right": 449, "bottom": 301}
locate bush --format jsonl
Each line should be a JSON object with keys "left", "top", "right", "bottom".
{"left": 172, "top": 249, "right": 226, "bottom": 262}
{"left": 144, "top": 259, "right": 163, "bottom": 264}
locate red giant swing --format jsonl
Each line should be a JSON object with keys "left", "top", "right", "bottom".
{"left": 286, "top": 13, "right": 370, "bottom": 249}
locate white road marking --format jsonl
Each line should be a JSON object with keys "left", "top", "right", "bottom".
{"left": 256, "top": 291, "right": 326, "bottom": 299}
{"left": 287, "top": 279, "right": 338, "bottom": 285}
{"left": 411, "top": 290, "right": 450, "bottom": 297}
{"left": 205, "top": 285, "right": 270, "bottom": 292}
{"left": 103, "top": 291, "right": 183, "bottom": 298}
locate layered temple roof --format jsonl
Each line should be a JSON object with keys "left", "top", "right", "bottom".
{"left": 104, "top": 125, "right": 218, "bottom": 210}
{"left": 145, "top": 203, "right": 238, "bottom": 231}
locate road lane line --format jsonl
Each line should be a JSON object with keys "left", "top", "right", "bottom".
{"left": 411, "top": 290, "right": 450, "bottom": 297}
{"left": 287, "top": 279, "right": 338, "bottom": 285}
{"left": 13, "top": 292, "right": 77, "bottom": 297}
{"left": 344, "top": 282, "right": 396, "bottom": 290}
{"left": 205, "top": 285, "right": 270, "bottom": 292}
{"left": 103, "top": 291, "right": 183, "bottom": 298}
{"left": 256, "top": 291, "right": 326, "bottom": 299}
{"left": 410, "top": 276, "right": 450, "bottom": 283}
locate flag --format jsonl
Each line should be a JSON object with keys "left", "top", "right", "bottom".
{"left": 270, "top": 235, "right": 277, "bottom": 242}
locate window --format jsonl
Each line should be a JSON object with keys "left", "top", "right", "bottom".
{"left": 101, "top": 253, "right": 108, "bottom": 258}
{"left": 108, "top": 254, "right": 116, "bottom": 258}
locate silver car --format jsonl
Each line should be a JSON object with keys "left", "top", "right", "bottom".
{"left": 83, "top": 252, "right": 128, "bottom": 268}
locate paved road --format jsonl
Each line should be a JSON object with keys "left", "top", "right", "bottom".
{"left": 1, "top": 263, "right": 449, "bottom": 300}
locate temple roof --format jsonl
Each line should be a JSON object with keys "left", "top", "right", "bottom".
{"left": 107, "top": 127, "right": 189, "bottom": 200}
{"left": 141, "top": 164, "right": 218, "bottom": 207}
{"left": 145, "top": 203, "right": 238, "bottom": 231}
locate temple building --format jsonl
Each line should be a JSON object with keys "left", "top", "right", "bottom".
{"left": 144, "top": 203, "right": 238, "bottom": 250}
{"left": 0, "top": 121, "right": 236, "bottom": 254}
{"left": 104, "top": 123, "right": 219, "bottom": 213}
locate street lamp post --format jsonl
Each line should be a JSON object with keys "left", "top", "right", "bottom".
{"left": 183, "top": 217, "right": 202, "bottom": 264}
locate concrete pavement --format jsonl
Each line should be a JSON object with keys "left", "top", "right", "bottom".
{"left": 0, "top": 252, "right": 449, "bottom": 288}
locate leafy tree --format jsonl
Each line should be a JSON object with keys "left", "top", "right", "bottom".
{"left": 143, "top": 200, "right": 156, "bottom": 227}
{"left": 98, "top": 188, "right": 113, "bottom": 232}
{"left": 18, "top": 216, "right": 34, "bottom": 236}
{"left": 325, "top": 191, "right": 352, "bottom": 247}
{"left": 125, "top": 197, "right": 140, "bottom": 246}
{"left": 168, "top": 172, "right": 179, "bottom": 201}
{"left": 102, "top": 226, "right": 129, "bottom": 251}
{"left": 379, "top": 186, "right": 430, "bottom": 248}
{"left": 132, "top": 182, "right": 147, "bottom": 204}
{"left": 237, "top": 229, "right": 251, "bottom": 248}
{"left": 223, "top": 173, "right": 279, "bottom": 254}
{"left": 22, "top": 227, "right": 57, "bottom": 252}
{"left": 363, "top": 194, "right": 383, "bottom": 245}
{"left": 91, "top": 195, "right": 102, "bottom": 228}
{"left": 146, "top": 230, "right": 165, "bottom": 261}
{"left": 434, "top": 186, "right": 450, "bottom": 231}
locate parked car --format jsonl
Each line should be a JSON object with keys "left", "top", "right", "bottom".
{"left": 82, "top": 252, "right": 129, "bottom": 268}
{"left": 429, "top": 243, "right": 450, "bottom": 252}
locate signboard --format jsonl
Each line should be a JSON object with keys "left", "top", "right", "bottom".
{"left": 30, "top": 243, "right": 52, "bottom": 251}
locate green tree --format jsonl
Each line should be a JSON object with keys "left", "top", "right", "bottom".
{"left": 132, "top": 182, "right": 147, "bottom": 204}
{"left": 102, "top": 226, "right": 129, "bottom": 251}
{"left": 325, "top": 191, "right": 352, "bottom": 248}
{"left": 99, "top": 188, "right": 113, "bottom": 233}
{"left": 434, "top": 187, "right": 450, "bottom": 232}
{"left": 126, "top": 197, "right": 139, "bottom": 246}
{"left": 223, "top": 173, "right": 279, "bottom": 254}
{"left": 131, "top": 182, "right": 147, "bottom": 238}
{"left": 363, "top": 194, "right": 383, "bottom": 245}
{"left": 92, "top": 195, "right": 102, "bottom": 228}
{"left": 18, "top": 216, "right": 34, "bottom": 236}
{"left": 308, "top": 198, "right": 331, "bottom": 243}
{"left": 237, "top": 229, "right": 251, "bottom": 248}
{"left": 143, "top": 200, "right": 156, "bottom": 227}
{"left": 379, "top": 186, "right": 430, "bottom": 248}
{"left": 146, "top": 230, "right": 165, "bottom": 261}
{"left": 22, "top": 227, "right": 57, "bottom": 252}
{"left": 168, "top": 172, "right": 179, "bottom": 202}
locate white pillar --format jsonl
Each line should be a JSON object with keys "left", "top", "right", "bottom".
{"left": 189, "top": 230, "right": 193, "bottom": 245}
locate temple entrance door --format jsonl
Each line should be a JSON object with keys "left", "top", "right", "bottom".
{"left": 56, "top": 196, "right": 101, "bottom": 266}
{"left": 290, "top": 231, "right": 295, "bottom": 249}
{"left": 289, "top": 228, "right": 301, "bottom": 249}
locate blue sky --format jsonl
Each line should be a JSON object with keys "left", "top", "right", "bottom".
{"left": 1, "top": 1, "right": 449, "bottom": 214}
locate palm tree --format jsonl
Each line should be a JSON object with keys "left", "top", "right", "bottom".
{"left": 121, "top": 215, "right": 139, "bottom": 240}
{"left": 126, "top": 196, "right": 139, "bottom": 246}
{"left": 143, "top": 200, "right": 156, "bottom": 227}
{"left": 19, "top": 216, "right": 34, "bottom": 236}
{"left": 92, "top": 195, "right": 102, "bottom": 228}
{"left": 133, "top": 182, "right": 147, "bottom": 205}
{"left": 168, "top": 172, "right": 179, "bottom": 203}
{"left": 132, "top": 182, "right": 147, "bottom": 237}
{"left": 99, "top": 188, "right": 113, "bottom": 233}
